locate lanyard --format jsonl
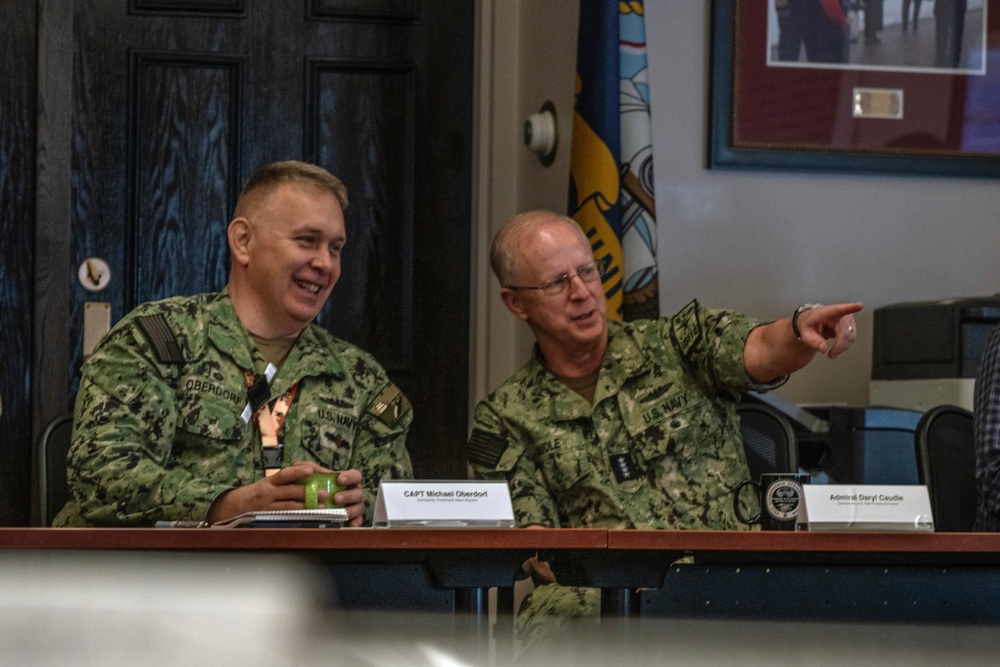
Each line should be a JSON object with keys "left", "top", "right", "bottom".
{"left": 241, "top": 364, "right": 297, "bottom": 476}
{"left": 257, "top": 384, "right": 298, "bottom": 447}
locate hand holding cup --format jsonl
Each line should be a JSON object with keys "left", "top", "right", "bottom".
{"left": 296, "top": 472, "right": 345, "bottom": 510}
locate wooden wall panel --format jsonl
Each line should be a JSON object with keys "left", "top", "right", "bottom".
{"left": 67, "top": 3, "right": 245, "bottom": 398}
{"left": 307, "top": 61, "right": 415, "bottom": 372}
{"left": 309, "top": 0, "right": 417, "bottom": 21}
{"left": 129, "top": 54, "right": 239, "bottom": 306}
{"left": 21, "top": 0, "right": 473, "bottom": 521}
{"left": 1, "top": 0, "right": 38, "bottom": 525}
{"left": 408, "top": 0, "right": 474, "bottom": 479}
{"left": 131, "top": 0, "right": 245, "bottom": 15}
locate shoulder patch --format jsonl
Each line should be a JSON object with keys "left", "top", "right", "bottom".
{"left": 669, "top": 299, "right": 703, "bottom": 365}
{"left": 368, "top": 383, "right": 409, "bottom": 427}
{"left": 468, "top": 428, "right": 508, "bottom": 468}
{"left": 136, "top": 314, "right": 185, "bottom": 364}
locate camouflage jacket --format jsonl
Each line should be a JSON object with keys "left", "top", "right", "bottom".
{"left": 468, "top": 300, "right": 778, "bottom": 530}
{"left": 54, "top": 288, "right": 413, "bottom": 526}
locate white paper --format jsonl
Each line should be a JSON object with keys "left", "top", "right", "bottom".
{"left": 373, "top": 480, "right": 515, "bottom": 528}
{"left": 799, "top": 484, "right": 934, "bottom": 532}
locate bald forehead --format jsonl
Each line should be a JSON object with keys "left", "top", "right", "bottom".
{"left": 514, "top": 212, "right": 582, "bottom": 241}
{"left": 492, "top": 211, "right": 588, "bottom": 280}
{"left": 509, "top": 215, "right": 586, "bottom": 260}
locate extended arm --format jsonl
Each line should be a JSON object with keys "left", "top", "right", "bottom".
{"left": 743, "top": 303, "right": 862, "bottom": 383}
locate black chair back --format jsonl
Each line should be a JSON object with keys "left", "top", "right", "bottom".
{"left": 35, "top": 413, "right": 74, "bottom": 526}
{"left": 737, "top": 401, "right": 798, "bottom": 479}
{"left": 914, "top": 405, "right": 976, "bottom": 532}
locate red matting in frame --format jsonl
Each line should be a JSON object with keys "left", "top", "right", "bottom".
{"left": 729, "top": 0, "right": 1000, "bottom": 157}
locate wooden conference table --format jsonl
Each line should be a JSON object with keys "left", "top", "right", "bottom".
{"left": 3, "top": 528, "right": 1000, "bottom": 623}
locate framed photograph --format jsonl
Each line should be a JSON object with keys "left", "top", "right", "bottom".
{"left": 709, "top": 0, "right": 1000, "bottom": 176}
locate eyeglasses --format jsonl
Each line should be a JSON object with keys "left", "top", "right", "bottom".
{"left": 504, "top": 259, "right": 606, "bottom": 296}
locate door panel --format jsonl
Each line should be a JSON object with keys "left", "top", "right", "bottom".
{"left": 23, "top": 0, "right": 471, "bottom": 525}
{"left": 0, "top": 3, "right": 38, "bottom": 526}
{"left": 130, "top": 54, "right": 238, "bottom": 305}
{"left": 68, "top": 3, "right": 246, "bottom": 396}
{"left": 313, "top": 62, "right": 415, "bottom": 371}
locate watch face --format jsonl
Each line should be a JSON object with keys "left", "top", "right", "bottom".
{"left": 78, "top": 257, "right": 111, "bottom": 292}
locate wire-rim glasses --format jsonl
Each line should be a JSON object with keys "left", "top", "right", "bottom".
{"left": 504, "top": 258, "right": 607, "bottom": 296}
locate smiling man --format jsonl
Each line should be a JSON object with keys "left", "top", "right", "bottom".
{"left": 468, "top": 209, "right": 861, "bottom": 645}
{"left": 54, "top": 161, "right": 413, "bottom": 527}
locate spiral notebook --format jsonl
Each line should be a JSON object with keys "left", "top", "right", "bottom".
{"left": 210, "top": 508, "right": 348, "bottom": 528}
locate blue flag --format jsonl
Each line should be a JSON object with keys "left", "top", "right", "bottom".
{"left": 569, "top": 0, "right": 658, "bottom": 321}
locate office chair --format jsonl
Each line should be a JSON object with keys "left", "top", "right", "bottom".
{"left": 35, "top": 413, "right": 74, "bottom": 526}
{"left": 914, "top": 405, "right": 976, "bottom": 532}
{"left": 736, "top": 400, "right": 799, "bottom": 479}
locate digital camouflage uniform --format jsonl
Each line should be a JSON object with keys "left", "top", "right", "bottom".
{"left": 467, "top": 300, "right": 782, "bottom": 642}
{"left": 54, "top": 288, "right": 413, "bottom": 527}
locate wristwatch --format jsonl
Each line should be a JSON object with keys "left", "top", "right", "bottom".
{"left": 791, "top": 303, "right": 822, "bottom": 340}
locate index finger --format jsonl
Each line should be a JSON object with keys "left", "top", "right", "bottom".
{"left": 819, "top": 302, "right": 863, "bottom": 319}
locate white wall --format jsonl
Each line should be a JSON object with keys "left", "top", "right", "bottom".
{"left": 471, "top": 1, "right": 1000, "bottom": 417}
{"left": 471, "top": 0, "right": 579, "bottom": 414}
{"left": 644, "top": 1, "right": 1000, "bottom": 406}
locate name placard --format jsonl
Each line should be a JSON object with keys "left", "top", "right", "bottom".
{"left": 373, "top": 480, "right": 515, "bottom": 528}
{"left": 799, "top": 485, "right": 934, "bottom": 532}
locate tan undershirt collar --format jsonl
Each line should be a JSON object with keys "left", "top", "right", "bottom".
{"left": 249, "top": 331, "right": 297, "bottom": 370}
{"left": 549, "top": 366, "right": 600, "bottom": 406}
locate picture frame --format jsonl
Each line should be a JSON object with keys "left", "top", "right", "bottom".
{"left": 709, "top": 0, "right": 1000, "bottom": 177}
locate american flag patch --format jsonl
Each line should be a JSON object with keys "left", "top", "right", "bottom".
{"left": 467, "top": 428, "right": 508, "bottom": 468}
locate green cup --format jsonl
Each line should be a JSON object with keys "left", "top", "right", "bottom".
{"left": 297, "top": 473, "right": 345, "bottom": 510}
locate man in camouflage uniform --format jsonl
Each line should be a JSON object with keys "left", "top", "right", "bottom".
{"left": 467, "top": 210, "right": 860, "bottom": 642}
{"left": 55, "top": 161, "right": 412, "bottom": 527}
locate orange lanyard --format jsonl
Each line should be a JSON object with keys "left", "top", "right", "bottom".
{"left": 241, "top": 365, "right": 296, "bottom": 476}
{"left": 256, "top": 383, "right": 298, "bottom": 447}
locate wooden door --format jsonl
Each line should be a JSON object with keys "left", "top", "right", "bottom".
{"left": 15, "top": 0, "right": 472, "bottom": 525}
{"left": 0, "top": 2, "right": 39, "bottom": 526}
